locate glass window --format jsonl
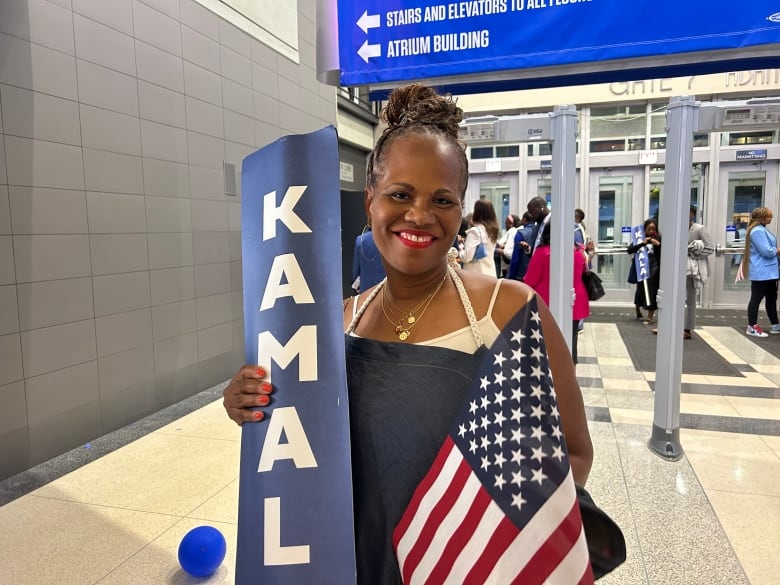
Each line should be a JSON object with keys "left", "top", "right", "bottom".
{"left": 596, "top": 175, "right": 633, "bottom": 289}
{"left": 590, "top": 139, "right": 625, "bottom": 152}
{"left": 589, "top": 105, "right": 646, "bottom": 140}
{"left": 725, "top": 131, "right": 774, "bottom": 146}
{"left": 693, "top": 134, "right": 709, "bottom": 147}
{"left": 627, "top": 138, "right": 646, "bottom": 151}
{"left": 470, "top": 146, "right": 494, "bottom": 159}
{"left": 496, "top": 145, "right": 520, "bottom": 158}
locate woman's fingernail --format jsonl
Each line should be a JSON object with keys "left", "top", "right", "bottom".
{"left": 261, "top": 382, "right": 272, "bottom": 393}
{"left": 253, "top": 411, "right": 264, "bottom": 420}
{"left": 257, "top": 395, "right": 270, "bottom": 406}
{"left": 256, "top": 367, "right": 266, "bottom": 377}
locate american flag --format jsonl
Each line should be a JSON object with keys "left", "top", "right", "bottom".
{"left": 393, "top": 298, "right": 594, "bottom": 585}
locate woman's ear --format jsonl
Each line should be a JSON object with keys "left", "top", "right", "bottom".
{"left": 364, "top": 188, "right": 372, "bottom": 226}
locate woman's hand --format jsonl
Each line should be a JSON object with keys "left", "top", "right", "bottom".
{"left": 222, "top": 364, "right": 274, "bottom": 425}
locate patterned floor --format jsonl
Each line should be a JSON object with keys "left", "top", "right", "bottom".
{"left": 0, "top": 316, "right": 778, "bottom": 584}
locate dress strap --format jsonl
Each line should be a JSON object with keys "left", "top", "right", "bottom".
{"left": 448, "top": 266, "right": 484, "bottom": 348}
{"left": 346, "top": 278, "right": 386, "bottom": 335}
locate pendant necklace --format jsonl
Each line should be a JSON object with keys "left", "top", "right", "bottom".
{"left": 381, "top": 274, "right": 448, "bottom": 341}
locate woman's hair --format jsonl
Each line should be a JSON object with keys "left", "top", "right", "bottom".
{"left": 471, "top": 199, "right": 500, "bottom": 242}
{"left": 644, "top": 218, "right": 657, "bottom": 233}
{"left": 743, "top": 206, "right": 773, "bottom": 279}
{"left": 366, "top": 84, "right": 468, "bottom": 197}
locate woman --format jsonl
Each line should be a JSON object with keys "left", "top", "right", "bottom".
{"left": 461, "top": 199, "right": 499, "bottom": 276}
{"left": 523, "top": 222, "right": 590, "bottom": 364}
{"left": 742, "top": 206, "right": 780, "bottom": 337}
{"left": 626, "top": 219, "right": 661, "bottom": 325}
{"left": 222, "top": 84, "right": 593, "bottom": 584}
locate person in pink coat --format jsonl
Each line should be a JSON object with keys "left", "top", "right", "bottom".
{"left": 523, "top": 222, "right": 590, "bottom": 364}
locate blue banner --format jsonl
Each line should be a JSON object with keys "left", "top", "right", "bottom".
{"left": 631, "top": 225, "right": 650, "bottom": 284}
{"left": 237, "top": 127, "right": 357, "bottom": 584}
{"left": 337, "top": 0, "right": 780, "bottom": 86}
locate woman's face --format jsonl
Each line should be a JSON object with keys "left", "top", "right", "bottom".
{"left": 646, "top": 223, "right": 658, "bottom": 237}
{"left": 762, "top": 211, "right": 774, "bottom": 225}
{"left": 365, "top": 133, "right": 464, "bottom": 276}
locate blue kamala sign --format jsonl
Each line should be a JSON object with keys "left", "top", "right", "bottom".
{"left": 336, "top": 1, "right": 780, "bottom": 86}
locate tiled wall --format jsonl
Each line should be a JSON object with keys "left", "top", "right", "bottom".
{"left": 0, "top": 0, "right": 338, "bottom": 480}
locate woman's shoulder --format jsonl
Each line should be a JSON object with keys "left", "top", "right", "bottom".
{"left": 458, "top": 271, "right": 535, "bottom": 329}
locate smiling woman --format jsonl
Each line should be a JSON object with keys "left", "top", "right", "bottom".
{"left": 223, "top": 83, "right": 595, "bottom": 585}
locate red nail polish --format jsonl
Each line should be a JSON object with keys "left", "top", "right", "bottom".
{"left": 261, "top": 382, "right": 272, "bottom": 393}
{"left": 256, "top": 367, "right": 266, "bottom": 377}
{"left": 257, "top": 395, "right": 270, "bottom": 406}
{"left": 253, "top": 411, "right": 263, "bottom": 420}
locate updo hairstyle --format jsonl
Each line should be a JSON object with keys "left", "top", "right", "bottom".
{"left": 366, "top": 84, "right": 468, "bottom": 197}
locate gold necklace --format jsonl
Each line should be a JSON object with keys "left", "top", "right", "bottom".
{"left": 381, "top": 274, "right": 448, "bottom": 341}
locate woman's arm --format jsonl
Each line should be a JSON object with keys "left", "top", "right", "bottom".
{"left": 461, "top": 226, "right": 480, "bottom": 262}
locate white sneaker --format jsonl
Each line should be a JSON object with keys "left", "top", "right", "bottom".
{"left": 746, "top": 325, "right": 769, "bottom": 338}
{"left": 771, "top": 324, "right": 780, "bottom": 335}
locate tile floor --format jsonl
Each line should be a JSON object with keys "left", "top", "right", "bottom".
{"left": 0, "top": 322, "right": 778, "bottom": 584}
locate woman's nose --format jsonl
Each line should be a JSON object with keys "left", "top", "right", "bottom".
{"left": 405, "top": 202, "right": 434, "bottom": 225}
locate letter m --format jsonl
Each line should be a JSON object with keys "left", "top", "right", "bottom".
{"left": 258, "top": 326, "right": 318, "bottom": 382}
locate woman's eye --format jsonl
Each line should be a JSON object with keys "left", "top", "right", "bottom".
{"left": 390, "top": 191, "right": 409, "bottom": 200}
{"left": 435, "top": 197, "right": 457, "bottom": 206}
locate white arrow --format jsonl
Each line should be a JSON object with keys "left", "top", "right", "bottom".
{"left": 357, "top": 10, "right": 380, "bottom": 34}
{"left": 357, "top": 40, "right": 381, "bottom": 64}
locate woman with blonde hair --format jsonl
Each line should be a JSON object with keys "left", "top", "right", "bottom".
{"left": 461, "top": 198, "right": 500, "bottom": 276}
{"left": 743, "top": 206, "right": 780, "bottom": 337}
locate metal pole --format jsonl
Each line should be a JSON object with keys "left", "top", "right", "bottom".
{"left": 549, "top": 105, "right": 578, "bottom": 351}
{"left": 649, "top": 96, "right": 699, "bottom": 461}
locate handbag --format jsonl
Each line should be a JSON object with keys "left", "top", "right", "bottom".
{"left": 627, "top": 260, "right": 638, "bottom": 284}
{"left": 582, "top": 270, "right": 605, "bottom": 301}
{"left": 577, "top": 485, "right": 627, "bottom": 579}
{"left": 471, "top": 228, "right": 487, "bottom": 261}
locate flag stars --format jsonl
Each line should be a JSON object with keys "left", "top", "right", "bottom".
{"left": 481, "top": 455, "right": 491, "bottom": 471}
{"left": 531, "top": 346, "right": 544, "bottom": 361}
{"left": 458, "top": 423, "right": 467, "bottom": 438}
{"left": 531, "top": 328, "right": 543, "bottom": 342}
{"left": 480, "top": 376, "right": 490, "bottom": 391}
{"left": 531, "top": 404, "right": 544, "bottom": 421}
{"left": 494, "top": 473, "right": 507, "bottom": 490}
{"left": 480, "top": 396, "right": 490, "bottom": 410}
{"left": 493, "top": 352, "right": 506, "bottom": 368}
{"left": 531, "top": 425, "right": 544, "bottom": 441}
{"left": 531, "top": 445, "right": 545, "bottom": 463}
{"left": 511, "top": 468, "right": 526, "bottom": 487}
{"left": 511, "top": 329, "right": 524, "bottom": 344}
{"left": 480, "top": 436, "right": 490, "bottom": 451}
{"left": 493, "top": 410, "right": 507, "bottom": 426}
{"left": 494, "top": 391, "right": 507, "bottom": 408}
{"left": 531, "top": 365, "right": 543, "bottom": 380}
{"left": 493, "top": 432, "right": 506, "bottom": 449}
{"left": 511, "top": 491, "right": 527, "bottom": 510}
{"left": 469, "top": 400, "right": 478, "bottom": 414}
{"left": 494, "top": 370, "right": 506, "bottom": 387}
{"left": 531, "top": 467, "right": 547, "bottom": 485}
{"left": 531, "top": 310, "right": 541, "bottom": 324}
{"left": 511, "top": 427, "right": 526, "bottom": 444}
{"left": 531, "top": 384, "right": 544, "bottom": 400}
{"left": 511, "top": 447, "right": 525, "bottom": 464}
{"left": 551, "top": 424, "right": 563, "bottom": 441}
{"left": 493, "top": 451, "right": 507, "bottom": 468}
{"left": 552, "top": 445, "right": 565, "bottom": 461}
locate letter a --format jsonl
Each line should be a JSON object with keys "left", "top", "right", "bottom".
{"left": 257, "top": 406, "right": 317, "bottom": 472}
{"left": 260, "top": 253, "right": 315, "bottom": 311}
{"left": 263, "top": 186, "right": 312, "bottom": 240}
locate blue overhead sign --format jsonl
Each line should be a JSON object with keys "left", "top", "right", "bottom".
{"left": 334, "top": 1, "right": 780, "bottom": 88}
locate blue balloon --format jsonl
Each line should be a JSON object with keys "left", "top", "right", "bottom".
{"left": 178, "top": 525, "right": 227, "bottom": 578}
